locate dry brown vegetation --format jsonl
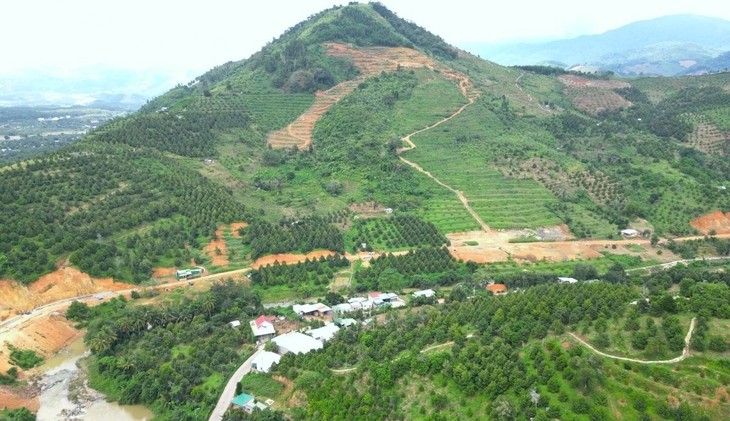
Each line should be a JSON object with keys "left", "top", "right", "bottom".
{"left": 686, "top": 115, "right": 728, "bottom": 155}
{"left": 559, "top": 75, "right": 632, "bottom": 115}
{"left": 494, "top": 157, "right": 625, "bottom": 206}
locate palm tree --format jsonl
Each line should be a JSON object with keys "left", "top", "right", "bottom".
{"left": 90, "top": 327, "right": 117, "bottom": 354}
{"left": 201, "top": 294, "right": 216, "bottom": 317}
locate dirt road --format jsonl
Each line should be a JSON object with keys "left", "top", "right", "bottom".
{"left": 626, "top": 256, "right": 730, "bottom": 272}
{"left": 0, "top": 268, "right": 251, "bottom": 343}
{"left": 569, "top": 317, "right": 696, "bottom": 364}
{"left": 396, "top": 72, "right": 490, "bottom": 233}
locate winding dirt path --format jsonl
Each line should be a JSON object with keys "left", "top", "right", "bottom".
{"left": 514, "top": 72, "right": 552, "bottom": 114}
{"left": 396, "top": 73, "right": 490, "bottom": 233}
{"left": 569, "top": 317, "right": 696, "bottom": 364}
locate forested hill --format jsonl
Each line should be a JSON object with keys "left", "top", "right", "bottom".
{"left": 141, "top": 2, "right": 457, "bottom": 115}
{"left": 0, "top": 2, "right": 460, "bottom": 284}
{"left": 1, "top": 0, "right": 729, "bottom": 289}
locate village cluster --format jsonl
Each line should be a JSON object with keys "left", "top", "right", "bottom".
{"left": 222, "top": 279, "right": 552, "bottom": 414}
{"left": 225, "top": 288, "right": 437, "bottom": 413}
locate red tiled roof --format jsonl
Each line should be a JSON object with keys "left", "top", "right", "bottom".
{"left": 486, "top": 284, "right": 507, "bottom": 294}
{"left": 255, "top": 315, "right": 275, "bottom": 328}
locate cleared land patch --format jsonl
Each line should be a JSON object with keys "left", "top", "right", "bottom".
{"left": 691, "top": 210, "right": 730, "bottom": 235}
{"left": 559, "top": 74, "right": 632, "bottom": 115}
{"left": 684, "top": 114, "right": 728, "bottom": 155}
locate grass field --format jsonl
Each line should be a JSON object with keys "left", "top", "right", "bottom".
{"left": 240, "top": 373, "right": 285, "bottom": 399}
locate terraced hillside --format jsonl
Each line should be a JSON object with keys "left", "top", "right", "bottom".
{"left": 267, "top": 42, "right": 470, "bottom": 150}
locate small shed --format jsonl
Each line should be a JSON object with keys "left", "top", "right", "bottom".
{"left": 412, "top": 289, "right": 436, "bottom": 299}
{"left": 231, "top": 393, "right": 255, "bottom": 409}
{"left": 292, "top": 303, "right": 332, "bottom": 317}
{"left": 335, "top": 318, "right": 358, "bottom": 328}
{"left": 620, "top": 229, "right": 639, "bottom": 238}
{"left": 486, "top": 284, "right": 508, "bottom": 296}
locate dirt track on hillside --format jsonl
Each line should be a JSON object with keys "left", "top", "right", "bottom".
{"left": 250, "top": 250, "right": 336, "bottom": 269}
{"left": 0, "top": 267, "right": 135, "bottom": 322}
{"left": 267, "top": 43, "right": 470, "bottom": 150}
{"left": 395, "top": 66, "right": 487, "bottom": 232}
{"left": 569, "top": 318, "right": 696, "bottom": 364}
{"left": 445, "top": 230, "right": 730, "bottom": 264}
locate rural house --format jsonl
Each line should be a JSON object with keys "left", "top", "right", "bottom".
{"left": 620, "top": 228, "right": 639, "bottom": 238}
{"left": 251, "top": 351, "right": 281, "bottom": 373}
{"left": 176, "top": 267, "right": 203, "bottom": 280}
{"left": 412, "top": 289, "right": 436, "bottom": 299}
{"left": 231, "top": 393, "right": 268, "bottom": 414}
{"left": 272, "top": 331, "right": 323, "bottom": 355}
{"left": 335, "top": 318, "right": 358, "bottom": 328}
{"left": 249, "top": 315, "right": 276, "bottom": 343}
{"left": 486, "top": 284, "right": 508, "bottom": 296}
{"left": 307, "top": 323, "right": 340, "bottom": 342}
{"left": 292, "top": 303, "right": 333, "bottom": 317}
{"left": 369, "top": 292, "right": 405, "bottom": 308}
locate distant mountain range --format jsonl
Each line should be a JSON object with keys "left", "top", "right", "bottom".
{"left": 0, "top": 67, "right": 199, "bottom": 109}
{"left": 466, "top": 14, "right": 730, "bottom": 76}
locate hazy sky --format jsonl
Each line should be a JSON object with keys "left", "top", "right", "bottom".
{"left": 2, "top": 0, "right": 729, "bottom": 77}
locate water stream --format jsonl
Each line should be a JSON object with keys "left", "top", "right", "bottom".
{"left": 36, "top": 336, "right": 154, "bottom": 421}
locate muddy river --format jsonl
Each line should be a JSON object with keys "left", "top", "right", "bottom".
{"left": 36, "top": 336, "right": 154, "bottom": 421}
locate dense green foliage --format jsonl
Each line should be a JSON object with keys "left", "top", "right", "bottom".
{"left": 7, "top": 345, "right": 43, "bottom": 370}
{"left": 274, "top": 269, "right": 729, "bottom": 420}
{"left": 0, "top": 367, "right": 19, "bottom": 385}
{"left": 348, "top": 215, "right": 445, "bottom": 252}
{"left": 85, "top": 281, "right": 263, "bottom": 421}
{"left": 0, "top": 145, "right": 245, "bottom": 283}
{"left": 0, "top": 408, "right": 35, "bottom": 421}
{"left": 250, "top": 254, "right": 350, "bottom": 287}
{"left": 242, "top": 218, "right": 344, "bottom": 259}
{"left": 274, "top": 283, "right": 637, "bottom": 419}
{"left": 353, "top": 247, "right": 471, "bottom": 291}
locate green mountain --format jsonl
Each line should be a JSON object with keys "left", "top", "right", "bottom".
{"left": 1, "top": 2, "right": 729, "bottom": 285}
{"left": 469, "top": 14, "right": 730, "bottom": 76}
{"left": 4, "top": 3, "right": 728, "bottom": 421}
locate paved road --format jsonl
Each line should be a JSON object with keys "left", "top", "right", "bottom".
{"left": 209, "top": 346, "right": 264, "bottom": 421}
{"left": 569, "top": 317, "right": 696, "bottom": 364}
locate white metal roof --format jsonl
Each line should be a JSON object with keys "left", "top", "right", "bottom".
{"left": 413, "top": 289, "right": 435, "bottom": 298}
{"left": 272, "top": 332, "right": 323, "bottom": 355}
{"left": 249, "top": 319, "right": 275, "bottom": 337}
{"left": 307, "top": 323, "right": 340, "bottom": 342}
{"left": 292, "top": 303, "right": 332, "bottom": 315}
{"left": 251, "top": 351, "right": 281, "bottom": 373}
